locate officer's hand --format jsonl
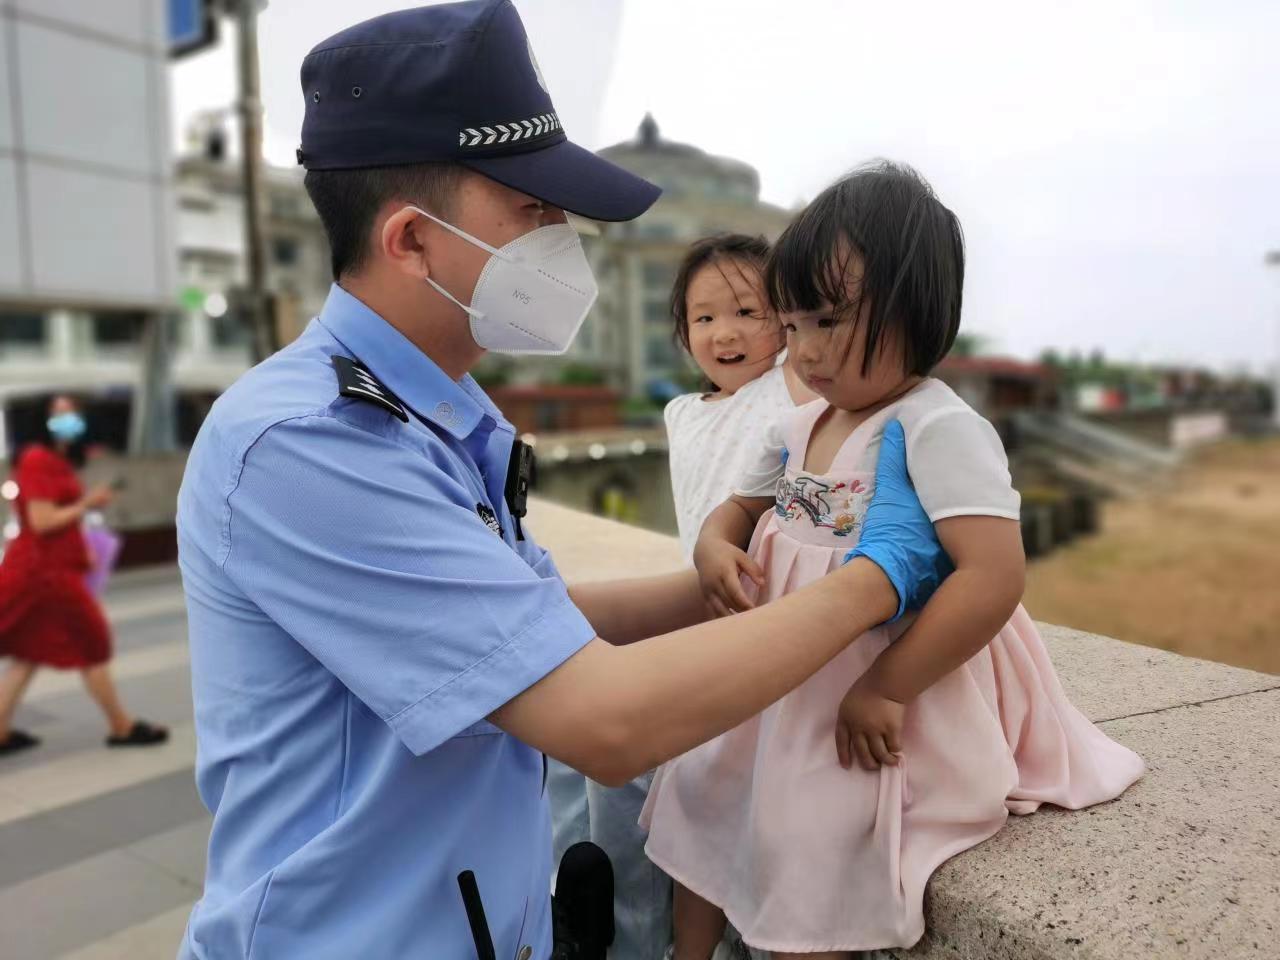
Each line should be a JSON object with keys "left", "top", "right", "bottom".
{"left": 843, "top": 419, "right": 953, "bottom": 622}
{"left": 693, "top": 536, "right": 765, "bottom": 619}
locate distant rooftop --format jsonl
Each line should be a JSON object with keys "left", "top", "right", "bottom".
{"left": 602, "top": 113, "right": 705, "bottom": 159}
{"left": 599, "top": 113, "right": 762, "bottom": 201}
{"left": 939, "top": 355, "right": 1053, "bottom": 381}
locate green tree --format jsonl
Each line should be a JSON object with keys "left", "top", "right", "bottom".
{"left": 1039, "top": 348, "right": 1063, "bottom": 369}
{"left": 951, "top": 333, "right": 987, "bottom": 358}
{"left": 557, "top": 363, "right": 606, "bottom": 387}
{"left": 472, "top": 359, "right": 513, "bottom": 389}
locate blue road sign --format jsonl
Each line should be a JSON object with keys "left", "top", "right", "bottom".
{"left": 170, "top": 0, "right": 217, "bottom": 58}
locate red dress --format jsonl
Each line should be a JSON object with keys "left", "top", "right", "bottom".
{"left": 0, "top": 445, "right": 112, "bottom": 668}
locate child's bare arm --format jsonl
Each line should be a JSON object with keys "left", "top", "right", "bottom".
{"left": 701, "top": 495, "right": 771, "bottom": 550}
{"left": 693, "top": 495, "right": 773, "bottom": 618}
{"left": 836, "top": 515, "right": 1025, "bottom": 769}
{"left": 867, "top": 515, "right": 1024, "bottom": 698}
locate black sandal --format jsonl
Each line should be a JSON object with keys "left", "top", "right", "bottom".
{"left": 0, "top": 729, "right": 40, "bottom": 756}
{"left": 106, "top": 720, "right": 169, "bottom": 748}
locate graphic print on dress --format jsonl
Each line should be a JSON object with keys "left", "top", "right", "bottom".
{"left": 774, "top": 473, "right": 871, "bottom": 537}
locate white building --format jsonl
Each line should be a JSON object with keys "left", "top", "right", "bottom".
{"left": 0, "top": 0, "right": 181, "bottom": 459}
{"left": 169, "top": 146, "right": 332, "bottom": 390}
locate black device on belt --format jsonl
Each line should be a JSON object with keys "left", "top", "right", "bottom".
{"left": 457, "top": 842, "right": 613, "bottom": 960}
{"left": 505, "top": 440, "right": 535, "bottom": 542}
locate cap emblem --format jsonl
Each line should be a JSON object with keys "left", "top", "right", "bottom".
{"left": 527, "top": 37, "right": 549, "bottom": 93}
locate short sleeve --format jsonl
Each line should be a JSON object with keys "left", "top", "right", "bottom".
{"left": 15, "top": 447, "right": 69, "bottom": 501}
{"left": 518, "top": 536, "right": 566, "bottom": 582}
{"left": 733, "top": 416, "right": 787, "bottom": 498}
{"left": 906, "top": 409, "right": 1022, "bottom": 522}
{"left": 223, "top": 415, "right": 598, "bottom": 756}
{"left": 663, "top": 394, "right": 694, "bottom": 436}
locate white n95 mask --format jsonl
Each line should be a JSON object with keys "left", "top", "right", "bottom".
{"left": 407, "top": 205, "right": 599, "bottom": 355}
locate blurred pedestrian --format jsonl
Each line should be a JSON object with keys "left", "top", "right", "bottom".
{"left": 0, "top": 394, "right": 168, "bottom": 756}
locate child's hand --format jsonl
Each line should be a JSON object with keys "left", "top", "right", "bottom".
{"left": 693, "top": 537, "right": 765, "bottom": 618}
{"left": 835, "top": 674, "right": 905, "bottom": 771}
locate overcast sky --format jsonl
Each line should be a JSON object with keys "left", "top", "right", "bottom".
{"left": 172, "top": 0, "right": 1280, "bottom": 374}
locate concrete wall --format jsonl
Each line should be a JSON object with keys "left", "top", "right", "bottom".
{"left": 1169, "top": 411, "right": 1230, "bottom": 450}
{"left": 535, "top": 452, "right": 677, "bottom": 535}
{"left": 1090, "top": 409, "right": 1232, "bottom": 450}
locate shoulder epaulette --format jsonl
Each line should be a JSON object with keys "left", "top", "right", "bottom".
{"left": 331, "top": 355, "right": 408, "bottom": 422}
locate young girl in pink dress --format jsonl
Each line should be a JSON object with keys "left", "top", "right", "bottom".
{"left": 640, "top": 162, "right": 1145, "bottom": 960}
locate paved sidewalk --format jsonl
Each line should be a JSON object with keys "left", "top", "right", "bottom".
{"left": 1, "top": 566, "right": 203, "bottom": 960}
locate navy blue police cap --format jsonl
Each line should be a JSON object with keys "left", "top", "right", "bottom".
{"left": 298, "top": 0, "right": 660, "bottom": 222}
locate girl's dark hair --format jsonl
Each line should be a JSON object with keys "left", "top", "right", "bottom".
{"left": 668, "top": 233, "right": 771, "bottom": 353}
{"left": 765, "top": 160, "right": 964, "bottom": 377}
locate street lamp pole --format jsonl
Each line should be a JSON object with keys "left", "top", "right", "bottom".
{"left": 233, "top": 0, "right": 276, "bottom": 362}
{"left": 1266, "top": 250, "right": 1280, "bottom": 429}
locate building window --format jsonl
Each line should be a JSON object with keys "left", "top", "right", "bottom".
{"left": 642, "top": 261, "right": 674, "bottom": 291}
{"left": 91, "top": 311, "right": 146, "bottom": 346}
{"left": 270, "top": 195, "right": 300, "bottom": 218}
{"left": 635, "top": 222, "right": 676, "bottom": 241}
{"left": 646, "top": 333, "right": 678, "bottom": 368}
{"left": 0, "top": 312, "right": 46, "bottom": 351}
{"left": 211, "top": 313, "right": 250, "bottom": 349}
{"left": 273, "top": 237, "right": 299, "bottom": 266}
{"left": 167, "top": 314, "right": 190, "bottom": 350}
{"left": 535, "top": 400, "right": 562, "bottom": 431}
{"left": 644, "top": 299, "right": 672, "bottom": 328}
{"left": 177, "top": 392, "right": 220, "bottom": 447}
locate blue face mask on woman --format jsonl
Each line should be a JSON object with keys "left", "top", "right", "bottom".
{"left": 47, "top": 411, "right": 87, "bottom": 443}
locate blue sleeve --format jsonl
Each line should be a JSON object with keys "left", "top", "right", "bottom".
{"left": 222, "top": 414, "right": 598, "bottom": 756}
{"left": 515, "top": 533, "right": 564, "bottom": 581}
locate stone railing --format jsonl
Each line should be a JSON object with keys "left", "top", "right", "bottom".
{"left": 526, "top": 498, "right": 1280, "bottom": 960}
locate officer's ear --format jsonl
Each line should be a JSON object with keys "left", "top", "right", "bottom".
{"left": 378, "top": 205, "right": 435, "bottom": 280}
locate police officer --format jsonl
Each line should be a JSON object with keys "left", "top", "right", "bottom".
{"left": 176, "top": 2, "right": 951, "bottom": 957}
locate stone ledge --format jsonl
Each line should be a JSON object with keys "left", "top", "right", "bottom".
{"left": 904, "top": 633, "right": 1279, "bottom": 960}
{"left": 899, "top": 689, "right": 1279, "bottom": 960}
{"left": 524, "top": 499, "right": 1280, "bottom": 960}
{"left": 1030, "top": 624, "right": 1277, "bottom": 725}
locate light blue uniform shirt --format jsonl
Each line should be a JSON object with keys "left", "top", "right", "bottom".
{"left": 177, "top": 284, "right": 597, "bottom": 959}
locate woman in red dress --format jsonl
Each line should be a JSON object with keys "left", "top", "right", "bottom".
{"left": 0, "top": 395, "right": 167, "bottom": 756}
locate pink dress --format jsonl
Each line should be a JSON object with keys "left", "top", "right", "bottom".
{"left": 640, "top": 387, "right": 1145, "bottom": 953}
